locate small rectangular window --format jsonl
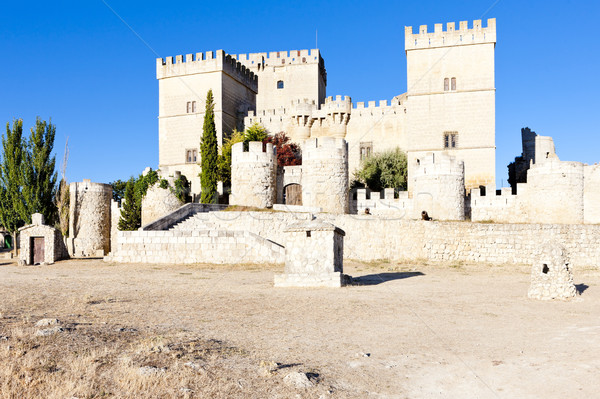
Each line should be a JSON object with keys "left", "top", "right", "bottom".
{"left": 360, "top": 142, "right": 373, "bottom": 161}
{"left": 451, "top": 77, "right": 456, "bottom": 91}
{"left": 186, "top": 101, "right": 191, "bottom": 113}
{"left": 443, "top": 132, "right": 458, "bottom": 148}
{"left": 185, "top": 148, "right": 198, "bottom": 163}
{"left": 191, "top": 101, "right": 196, "bottom": 113}
{"left": 277, "top": 80, "right": 284, "bottom": 89}
{"left": 444, "top": 78, "right": 449, "bottom": 91}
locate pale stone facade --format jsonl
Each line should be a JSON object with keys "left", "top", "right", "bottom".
{"left": 528, "top": 243, "right": 577, "bottom": 300}
{"left": 274, "top": 220, "right": 348, "bottom": 288}
{"left": 18, "top": 213, "right": 67, "bottom": 265}
{"left": 157, "top": 18, "right": 496, "bottom": 196}
{"left": 141, "top": 185, "right": 183, "bottom": 226}
{"left": 230, "top": 141, "right": 277, "bottom": 208}
{"left": 302, "top": 137, "right": 349, "bottom": 214}
{"left": 68, "top": 179, "right": 112, "bottom": 257}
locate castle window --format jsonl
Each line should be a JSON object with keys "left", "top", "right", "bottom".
{"left": 444, "top": 132, "right": 458, "bottom": 148}
{"left": 451, "top": 77, "right": 456, "bottom": 91}
{"left": 277, "top": 80, "right": 284, "bottom": 89}
{"left": 186, "top": 101, "right": 191, "bottom": 113}
{"left": 185, "top": 149, "right": 198, "bottom": 163}
{"left": 302, "top": 57, "right": 306, "bottom": 62}
{"left": 444, "top": 78, "right": 449, "bottom": 91}
{"left": 360, "top": 142, "right": 373, "bottom": 161}
{"left": 191, "top": 101, "right": 196, "bottom": 112}
{"left": 281, "top": 59, "right": 285, "bottom": 64}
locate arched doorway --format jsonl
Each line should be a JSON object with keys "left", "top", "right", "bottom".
{"left": 284, "top": 184, "right": 302, "bottom": 206}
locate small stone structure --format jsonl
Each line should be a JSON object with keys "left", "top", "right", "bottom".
{"left": 302, "top": 137, "right": 349, "bottom": 214}
{"left": 274, "top": 219, "right": 350, "bottom": 287}
{"left": 230, "top": 141, "right": 277, "bottom": 208}
{"left": 68, "top": 179, "right": 112, "bottom": 257}
{"left": 528, "top": 243, "right": 577, "bottom": 300}
{"left": 141, "top": 185, "right": 183, "bottom": 226}
{"left": 18, "top": 213, "right": 67, "bottom": 265}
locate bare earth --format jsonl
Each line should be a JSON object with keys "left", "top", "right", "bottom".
{"left": 0, "top": 258, "right": 599, "bottom": 398}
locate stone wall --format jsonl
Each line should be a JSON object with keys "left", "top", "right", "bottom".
{"left": 584, "top": 164, "right": 600, "bottom": 224}
{"left": 230, "top": 141, "right": 277, "bottom": 208}
{"left": 302, "top": 137, "right": 348, "bottom": 213}
{"left": 69, "top": 180, "right": 112, "bottom": 257}
{"left": 106, "top": 229, "right": 284, "bottom": 265}
{"left": 192, "top": 211, "right": 600, "bottom": 268}
{"left": 141, "top": 185, "right": 183, "bottom": 226}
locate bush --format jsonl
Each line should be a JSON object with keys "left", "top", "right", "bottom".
{"left": 354, "top": 148, "right": 407, "bottom": 192}
{"left": 265, "top": 132, "right": 301, "bottom": 167}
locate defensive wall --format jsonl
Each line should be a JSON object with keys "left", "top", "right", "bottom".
{"left": 109, "top": 210, "right": 600, "bottom": 268}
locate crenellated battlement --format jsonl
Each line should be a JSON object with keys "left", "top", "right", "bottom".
{"left": 303, "top": 137, "right": 348, "bottom": 161}
{"left": 231, "top": 49, "right": 322, "bottom": 67}
{"left": 157, "top": 50, "right": 258, "bottom": 90}
{"left": 323, "top": 95, "right": 352, "bottom": 115}
{"left": 232, "top": 141, "right": 276, "bottom": 162}
{"left": 405, "top": 18, "right": 496, "bottom": 50}
{"left": 413, "top": 152, "right": 464, "bottom": 177}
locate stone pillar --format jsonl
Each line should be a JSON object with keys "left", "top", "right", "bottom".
{"left": 528, "top": 243, "right": 577, "bottom": 300}
{"left": 274, "top": 219, "right": 350, "bottom": 287}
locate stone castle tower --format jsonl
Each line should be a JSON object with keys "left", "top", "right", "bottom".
{"left": 230, "top": 141, "right": 277, "bottom": 208}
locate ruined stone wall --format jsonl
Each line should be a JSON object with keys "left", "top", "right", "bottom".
{"left": 230, "top": 141, "right": 277, "bottom": 208}
{"left": 69, "top": 180, "right": 112, "bottom": 257}
{"left": 584, "top": 164, "right": 600, "bottom": 224}
{"left": 141, "top": 185, "right": 183, "bottom": 227}
{"left": 302, "top": 137, "right": 348, "bottom": 213}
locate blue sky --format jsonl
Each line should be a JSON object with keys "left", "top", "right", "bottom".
{"left": 0, "top": 0, "right": 598, "bottom": 187}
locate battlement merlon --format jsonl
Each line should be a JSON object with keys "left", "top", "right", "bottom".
{"left": 404, "top": 18, "right": 496, "bottom": 51}
{"left": 231, "top": 49, "right": 323, "bottom": 67}
{"left": 156, "top": 50, "right": 258, "bottom": 91}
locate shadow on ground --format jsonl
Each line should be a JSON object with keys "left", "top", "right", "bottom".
{"left": 352, "top": 272, "right": 425, "bottom": 286}
{"left": 576, "top": 284, "right": 589, "bottom": 295}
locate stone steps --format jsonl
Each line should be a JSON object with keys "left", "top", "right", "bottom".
{"left": 169, "top": 214, "right": 211, "bottom": 231}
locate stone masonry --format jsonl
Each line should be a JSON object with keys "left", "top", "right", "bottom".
{"left": 230, "top": 141, "right": 277, "bottom": 208}
{"left": 18, "top": 213, "right": 67, "bottom": 265}
{"left": 274, "top": 219, "right": 349, "bottom": 287}
{"left": 528, "top": 243, "right": 577, "bottom": 300}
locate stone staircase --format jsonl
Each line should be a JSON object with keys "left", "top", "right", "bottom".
{"left": 169, "top": 213, "right": 211, "bottom": 231}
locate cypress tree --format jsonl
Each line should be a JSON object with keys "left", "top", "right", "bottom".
{"left": 118, "top": 178, "right": 140, "bottom": 231}
{"left": 0, "top": 120, "right": 27, "bottom": 253}
{"left": 200, "top": 89, "right": 218, "bottom": 203}
{"left": 22, "top": 117, "right": 58, "bottom": 223}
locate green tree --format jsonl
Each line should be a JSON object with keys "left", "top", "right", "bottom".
{"left": 110, "top": 179, "right": 128, "bottom": 202}
{"left": 22, "top": 117, "right": 58, "bottom": 223}
{"left": 200, "top": 89, "right": 218, "bottom": 203}
{"left": 118, "top": 178, "right": 140, "bottom": 231}
{"left": 217, "top": 129, "right": 244, "bottom": 186}
{"left": 0, "top": 120, "right": 27, "bottom": 254}
{"left": 243, "top": 122, "right": 268, "bottom": 147}
{"left": 354, "top": 147, "right": 408, "bottom": 192}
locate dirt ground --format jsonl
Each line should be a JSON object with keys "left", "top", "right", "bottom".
{"left": 0, "top": 257, "right": 599, "bottom": 398}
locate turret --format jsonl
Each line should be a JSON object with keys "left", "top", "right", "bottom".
{"left": 323, "top": 95, "right": 352, "bottom": 138}
{"left": 230, "top": 141, "right": 277, "bottom": 208}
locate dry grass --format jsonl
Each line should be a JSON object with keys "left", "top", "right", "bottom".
{"left": 0, "top": 316, "right": 332, "bottom": 398}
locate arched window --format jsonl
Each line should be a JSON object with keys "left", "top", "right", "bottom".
{"left": 451, "top": 77, "right": 456, "bottom": 91}
{"left": 277, "top": 80, "right": 284, "bottom": 89}
{"left": 444, "top": 78, "right": 449, "bottom": 91}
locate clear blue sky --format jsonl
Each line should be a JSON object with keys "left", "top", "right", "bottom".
{"left": 0, "top": 0, "right": 598, "bottom": 187}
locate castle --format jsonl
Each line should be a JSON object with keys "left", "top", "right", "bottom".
{"left": 156, "top": 19, "right": 497, "bottom": 195}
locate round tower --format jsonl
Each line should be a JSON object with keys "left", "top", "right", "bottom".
{"left": 289, "top": 99, "right": 316, "bottom": 141}
{"left": 230, "top": 141, "right": 277, "bottom": 208}
{"left": 68, "top": 179, "right": 112, "bottom": 256}
{"left": 302, "top": 137, "right": 349, "bottom": 213}
{"left": 323, "top": 95, "right": 352, "bottom": 138}
{"left": 526, "top": 160, "right": 584, "bottom": 224}
{"left": 412, "top": 153, "right": 465, "bottom": 221}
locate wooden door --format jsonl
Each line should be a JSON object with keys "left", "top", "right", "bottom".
{"left": 32, "top": 237, "right": 45, "bottom": 265}
{"left": 285, "top": 184, "right": 302, "bottom": 206}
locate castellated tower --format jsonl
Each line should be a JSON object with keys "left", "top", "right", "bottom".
{"left": 412, "top": 153, "right": 465, "bottom": 221}
{"left": 68, "top": 179, "right": 113, "bottom": 257}
{"left": 405, "top": 19, "right": 496, "bottom": 191}
{"left": 321, "top": 96, "right": 352, "bottom": 138}
{"left": 302, "top": 137, "right": 349, "bottom": 214}
{"left": 156, "top": 50, "right": 258, "bottom": 195}
{"left": 230, "top": 141, "right": 277, "bottom": 208}
{"left": 289, "top": 99, "right": 317, "bottom": 141}
{"left": 526, "top": 160, "right": 584, "bottom": 224}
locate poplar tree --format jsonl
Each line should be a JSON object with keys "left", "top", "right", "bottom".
{"left": 200, "top": 89, "right": 218, "bottom": 203}
{"left": 0, "top": 120, "right": 27, "bottom": 253}
{"left": 22, "top": 117, "right": 58, "bottom": 223}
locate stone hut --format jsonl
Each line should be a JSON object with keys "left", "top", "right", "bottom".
{"left": 274, "top": 219, "right": 350, "bottom": 287}
{"left": 528, "top": 243, "right": 577, "bottom": 300}
{"left": 18, "top": 213, "right": 67, "bottom": 265}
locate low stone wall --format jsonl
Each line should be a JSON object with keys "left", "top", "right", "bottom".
{"left": 141, "top": 185, "right": 183, "bottom": 226}
{"left": 197, "top": 212, "right": 600, "bottom": 268}
{"left": 106, "top": 229, "right": 284, "bottom": 264}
